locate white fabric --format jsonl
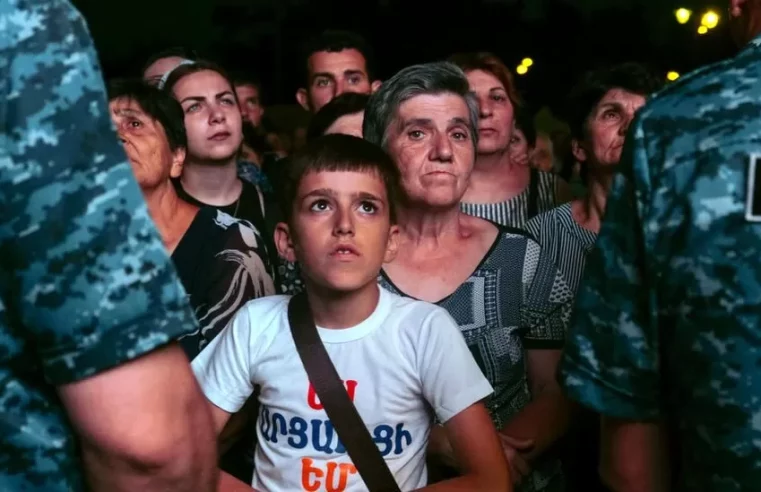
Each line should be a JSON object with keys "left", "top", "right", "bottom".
{"left": 192, "top": 287, "right": 493, "bottom": 492}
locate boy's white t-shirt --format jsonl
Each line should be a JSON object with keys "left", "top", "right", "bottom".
{"left": 192, "top": 287, "right": 493, "bottom": 492}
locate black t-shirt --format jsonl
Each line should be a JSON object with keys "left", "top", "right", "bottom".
{"left": 174, "top": 178, "right": 265, "bottom": 231}
{"left": 171, "top": 207, "right": 276, "bottom": 360}
{"left": 174, "top": 177, "right": 280, "bottom": 287}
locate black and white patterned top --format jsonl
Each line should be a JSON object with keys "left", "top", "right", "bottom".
{"left": 378, "top": 226, "right": 572, "bottom": 491}
{"left": 172, "top": 208, "right": 277, "bottom": 360}
{"left": 525, "top": 203, "right": 598, "bottom": 301}
{"left": 460, "top": 170, "right": 557, "bottom": 229}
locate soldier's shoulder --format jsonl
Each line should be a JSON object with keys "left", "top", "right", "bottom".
{"left": 1, "top": 0, "right": 83, "bottom": 49}
{"left": 642, "top": 44, "right": 761, "bottom": 122}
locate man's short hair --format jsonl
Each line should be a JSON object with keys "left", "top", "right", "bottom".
{"left": 299, "top": 30, "right": 376, "bottom": 84}
{"left": 363, "top": 61, "right": 479, "bottom": 150}
{"left": 282, "top": 134, "right": 401, "bottom": 223}
{"left": 307, "top": 93, "right": 370, "bottom": 140}
{"left": 230, "top": 71, "right": 263, "bottom": 92}
{"left": 565, "top": 62, "right": 664, "bottom": 140}
{"left": 107, "top": 79, "right": 187, "bottom": 152}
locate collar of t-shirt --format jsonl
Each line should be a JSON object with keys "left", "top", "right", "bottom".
{"left": 314, "top": 287, "right": 391, "bottom": 344}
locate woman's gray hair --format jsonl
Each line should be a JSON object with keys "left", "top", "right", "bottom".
{"left": 363, "top": 61, "right": 480, "bottom": 149}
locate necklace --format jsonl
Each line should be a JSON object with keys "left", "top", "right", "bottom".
{"left": 232, "top": 194, "right": 241, "bottom": 217}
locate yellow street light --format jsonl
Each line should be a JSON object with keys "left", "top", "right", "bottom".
{"left": 698, "top": 25, "right": 709, "bottom": 34}
{"left": 675, "top": 8, "right": 692, "bottom": 24}
{"left": 667, "top": 71, "right": 680, "bottom": 81}
{"left": 521, "top": 58, "right": 534, "bottom": 68}
{"left": 516, "top": 65, "right": 528, "bottom": 75}
{"left": 701, "top": 10, "right": 719, "bottom": 29}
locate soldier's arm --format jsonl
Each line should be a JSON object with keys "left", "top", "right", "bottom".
{"left": 57, "top": 345, "right": 218, "bottom": 492}
{"left": 4, "top": 1, "right": 216, "bottom": 490}
{"left": 600, "top": 418, "right": 670, "bottom": 492}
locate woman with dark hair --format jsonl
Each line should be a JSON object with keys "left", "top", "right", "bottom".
{"left": 524, "top": 61, "right": 663, "bottom": 492}
{"left": 527, "top": 62, "right": 662, "bottom": 298}
{"left": 163, "top": 62, "right": 280, "bottom": 485}
{"left": 449, "top": 52, "right": 568, "bottom": 229}
{"left": 161, "top": 61, "right": 277, "bottom": 268}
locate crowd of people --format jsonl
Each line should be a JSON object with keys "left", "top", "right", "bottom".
{"left": 4, "top": 0, "right": 761, "bottom": 491}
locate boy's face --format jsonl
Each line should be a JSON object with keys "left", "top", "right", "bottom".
{"left": 275, "top": 170, "right": 398, "bottom": 294}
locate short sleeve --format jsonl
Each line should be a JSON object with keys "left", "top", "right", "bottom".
{"left": 417, "top": 308, "right": 494, "bottom": 423}
{"left": 521, "top": 239, "right": 573, "bottom": 349}
{"left": 0, "top": 1, "right": 197, "bottom": 385}
{"left": 191, "top": 306, "right": 258, "bottom": 413}
{"left": 558, "top": 118, "right": 661, "bottom": 420}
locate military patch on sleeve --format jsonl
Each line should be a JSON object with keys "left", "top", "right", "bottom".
{"left": 746, "top": 154, "right": 761, "bottom": 222}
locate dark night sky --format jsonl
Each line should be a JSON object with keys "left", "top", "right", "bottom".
{"left": 73, "top": 0, "right": 734, "bottom": 116}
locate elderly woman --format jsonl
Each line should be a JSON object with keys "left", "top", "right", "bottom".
{"left": 364, "top": 62, "right": 572, "bottom": 491}
{"left": 449, "top": 52, "right": 568, "bottom": 229}
{"left": 524, "top": 62, "right": 662, "bottom": 491}
{"left": 526, "top": 62, "right": 662, "bottom": 302}
{"left": 107, "top": 79, "right": 275, "bottom": 359}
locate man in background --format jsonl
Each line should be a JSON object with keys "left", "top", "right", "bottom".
{"left": 295, "top": 30, "right": 380, "bottom": 113}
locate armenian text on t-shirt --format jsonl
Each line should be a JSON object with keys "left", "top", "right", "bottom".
{"left": 257, "top": 379, "right": 414, "bottom": 491}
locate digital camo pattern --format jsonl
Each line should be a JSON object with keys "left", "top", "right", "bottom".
{"left": 559, "top": 35, "right": 761, "bottom": 490}
{"left": 0, "top": 0, "right": 198, "bottom": 490}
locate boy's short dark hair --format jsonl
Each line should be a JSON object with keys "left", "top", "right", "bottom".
{"left": 565, "top": 62, "right": 663, "bottom": 140}
{"left": 307, "top": 93, "right": 370, "bottom": 140}
{"left": 107, "top": 78, "right": 187, "bottom": 152}
{"left": 299, "top": 30, "right": 376, "bottom": 84}
{"left": 230, "top": 71, "right": 262, "bottom": 92}
{"left": 282, "top": 134, "right": 400, "bottom": 224}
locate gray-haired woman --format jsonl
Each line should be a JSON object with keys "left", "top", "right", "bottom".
{"left": 366, "top": 62, "right": 572, "bottom": 492}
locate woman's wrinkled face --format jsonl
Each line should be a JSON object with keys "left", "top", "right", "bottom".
{"left": 574, "top": 88, "right": 646, "bottom": 169}
{"left": 109, "top": 97, "right": 183, "bottom": 189}
{"left": 466, "top": 69, "right": 514, "bottom": 156}
{"left": 386, "top": 93, "right": 475, "bottom": 208}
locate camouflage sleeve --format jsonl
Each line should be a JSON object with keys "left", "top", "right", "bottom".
{"left": 1, "top": 0, "right": 198, "bottom": 385}
{"left": 558, "top": 118, "right": 661, "bottom": 420}
{"left": 521, "top": 238, "right": 572, "bottom": 349}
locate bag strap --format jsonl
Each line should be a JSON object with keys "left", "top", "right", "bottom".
{"left": 287, "top": 292, "right": 401, "bottom": 492}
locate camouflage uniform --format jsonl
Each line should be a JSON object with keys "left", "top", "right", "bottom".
{"left": 1, "top": 1, "right": 198, "bottom": 490}
{"left": 559, "top": 34, "right": 761, "bottom": 490}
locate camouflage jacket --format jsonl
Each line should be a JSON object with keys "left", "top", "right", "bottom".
{"left": 0, "top": 0, "right": 197, "bottom": 489}
{"left": 559, "top": 34, "right": 761, "bottom": 490}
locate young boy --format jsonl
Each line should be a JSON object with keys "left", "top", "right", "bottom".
{"left": 191, "top": 134, "right": 510, "bottom": 492}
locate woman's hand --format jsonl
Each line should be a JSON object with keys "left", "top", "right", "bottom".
{"left": 499, "top": 434, "right": 534, "bottom": 485}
